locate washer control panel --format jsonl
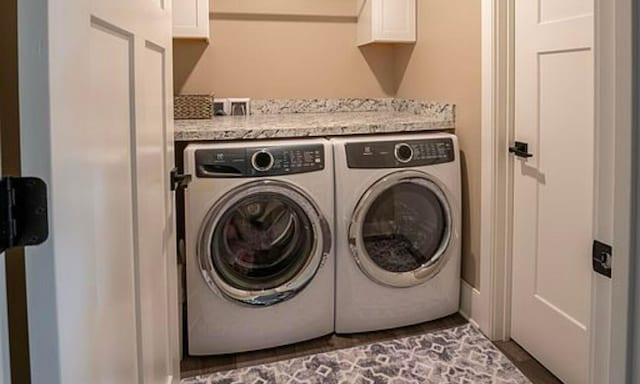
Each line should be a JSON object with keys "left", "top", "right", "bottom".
{"left": 346, "top": 138, "right": 455, "bottom": 169}
{"left": 195, "top": 145, "right": 325, "bottom": 178}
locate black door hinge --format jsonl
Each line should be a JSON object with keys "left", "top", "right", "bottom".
{"left": 593, "top": 240, "right": 612, "bottom": 278}
{"left": 170, "top": 168, "right": 192, "bottom": 192}
{"left": 0, "top": 177, "right": 49, "bottom": 253}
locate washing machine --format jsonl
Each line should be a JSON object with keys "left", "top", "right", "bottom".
{"left": 184, "top": 139, "right": 334, "bottom": 355}
{"left": 332, "top": 132, "right": 461, "bottom": 334}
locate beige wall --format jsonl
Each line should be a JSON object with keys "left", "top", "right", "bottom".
{"left": 173, "top": 0, "right": 482, "bottom": 287}
{"left": 395, "top": 0, "right": 482, "bottom": 286}
{"left": 211, "top": 0, "right": 357, "bottom": 17}
{"left": 174, "top": 4, "right": 397, "bottom": 98}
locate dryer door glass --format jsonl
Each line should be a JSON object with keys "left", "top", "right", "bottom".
{"left": 362, "top": 182, "right": 446, "bottom": 272}
{"left": 350, "top": 172, "right": 454, "bottom": 287}
{"left": 211, "top": 193, "right": 313, "bottom": 290}
{"left": 199, "top": 181, "right": 330, "bottom": 306}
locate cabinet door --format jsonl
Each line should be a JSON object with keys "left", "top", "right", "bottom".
{"left": 373, "top": 0, "right": 416, "bottom": 43}
{"left": 173, "top": 0, "right": 209, "bottom": 40}
{"left": 358, "top": 0, "right": 416, "bottom": 46}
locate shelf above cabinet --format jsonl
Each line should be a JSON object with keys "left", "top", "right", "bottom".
{"left": 173, "top": 0, "right": 210, "bottom": 41}
{"left": 357, "top": 0, "right": 416, "bottom": 46}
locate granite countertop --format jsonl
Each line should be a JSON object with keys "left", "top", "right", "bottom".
{"left": 174, "top": 98, "right": 455, "bottom": 142}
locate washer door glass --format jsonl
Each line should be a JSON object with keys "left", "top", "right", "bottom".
{"left": 199, "top": 181, "right": 330, "bottom": 306}
{"left": 211, "top": 193, "right": 313, "bottom": 291}
{"left": 350, "top": 172, "right": 453, "bottom": 287}
{"left": 363, "top": 182, "right": 446, "bottom": 272}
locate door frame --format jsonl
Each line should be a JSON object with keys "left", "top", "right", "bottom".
{"left": 631, "top": 1, "right": 640, "bottom": 379}
{"left": 477, "top": 0, "right": 634, "bottom": 383}
{"left": 0, "top": 255, "right": 8, "bottom": 384}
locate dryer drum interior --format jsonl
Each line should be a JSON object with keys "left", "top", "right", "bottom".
{"left": 212, "top": 193, "right": 313, "bottom": 290}
{"left": 198, "top": 181, "right": 328, "bottom": 306}
{"left": 350, "top": 173, "right": 454, "bottom": 288}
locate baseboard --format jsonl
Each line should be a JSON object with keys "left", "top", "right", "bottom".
{"left": 459, "top": 280, "right": 481, "bottom": 329}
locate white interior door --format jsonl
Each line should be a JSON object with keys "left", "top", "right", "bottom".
{"left": 512, "top": 0, "right": 594, "bottom": 383}
{"left": 17, "top": 0, "right": 179, "bottom": 383}
{"left": 0, "top": 252, "right": 9, "bottom": 384}
{"left": 0, "top": 135, "right": 9, "bottom": 384}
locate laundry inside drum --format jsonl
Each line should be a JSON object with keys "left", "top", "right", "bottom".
{"left": 211, "top": 193, "right": 315, "bottom": 290}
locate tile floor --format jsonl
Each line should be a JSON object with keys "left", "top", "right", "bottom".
{"left": 181, "top": 314, "right": 562, "bottom": 383}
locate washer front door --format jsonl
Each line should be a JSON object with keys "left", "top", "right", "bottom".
{"left": 198, "top": 180, "right": 331, "bottom": 306}
{"left": 349, "top": 171, "right": 455, "bottom": 288}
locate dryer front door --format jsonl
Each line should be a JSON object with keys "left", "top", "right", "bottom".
{"left": 350, "top": 171, "right": 456, "bottom": 288}
{"left": 198, "top": 180, "right": 331, "bottom": 306}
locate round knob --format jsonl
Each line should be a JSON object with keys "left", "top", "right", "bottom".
{"left": 251, "top": 150, "right": 274, "bottom": 172}
{"left": 394, "top": 143, "right": 414, "bottom": 163}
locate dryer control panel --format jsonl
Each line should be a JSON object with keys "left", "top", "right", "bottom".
{"left": 195, "top": 145, "right": 325, "bottom": 178}
{"left": 346, "top": 138, "right": 455, "bottom": 169}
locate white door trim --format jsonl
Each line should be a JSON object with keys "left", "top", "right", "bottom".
{"left": 0, "top": 127, "right": 9, "bottom": 384}
{"left": 478, "top": 0, "right": 514, "bottom": 340}
{"left": 598, "top": 0, "right": 633, "bottom": 382}
{"left": 631, "top": 3, "right": 640, "bottom": 381}
{"left": 479, "top": 0, "right": 633, "bottom": 382}
{"left": 0, "top": 254, "right": 10, "bottom": 384}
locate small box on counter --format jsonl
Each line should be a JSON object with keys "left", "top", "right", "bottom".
{"left": 212, "top": 98, "right": 251, "bottom": 116}
{"left": 228, "top": 98, "right": 251, "bottom": 116}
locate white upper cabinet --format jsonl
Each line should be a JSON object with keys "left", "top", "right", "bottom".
{"left": 357, "top": 0, "right": 416, "bottom": 46}
{"left": 173, "top": 0, "right": 210, "bottom": 40}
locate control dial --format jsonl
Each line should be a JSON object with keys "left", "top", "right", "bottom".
{"left": 394, "top": 143, "right": 414, "bottom": 163}
{"left": 251, "top": 150, "right": 275, "bottom": 172}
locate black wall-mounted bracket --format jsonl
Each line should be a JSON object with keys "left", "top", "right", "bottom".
{"left": 0, "top": 177, "right": 49, "bottom": 253}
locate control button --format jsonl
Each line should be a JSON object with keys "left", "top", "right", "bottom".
{"left": 394, "top": 143, "right": 414, "bottom": 163}
{"left": 251, "top": 150, "right": 275, "bottom": 172}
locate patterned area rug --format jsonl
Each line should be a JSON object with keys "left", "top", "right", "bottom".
{"left": 182, "top": 324, "right": 531, "bottom": 384}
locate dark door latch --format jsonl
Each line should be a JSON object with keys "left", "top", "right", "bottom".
{"left": 170, "top": 168, "right": 192, "bottom": 192}
{"left": 509, "top": 141, "right": 534, "bottom": 159}
{"left": 593, "top": 240, "right": 612, "bottom": 278}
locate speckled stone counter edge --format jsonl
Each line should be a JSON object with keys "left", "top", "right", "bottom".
{"left": 174, "top": 119, "right": 455, "bottom": 141}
